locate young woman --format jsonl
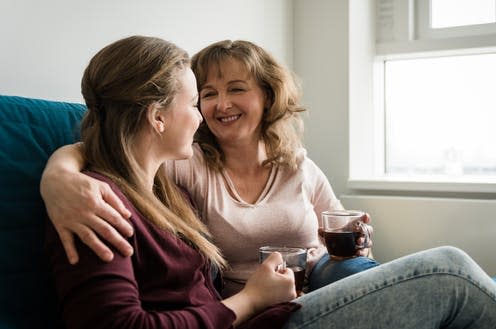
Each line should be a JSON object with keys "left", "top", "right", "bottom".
{"left": 44, "top": 35, "right": 496, "bottom": 329}
{"left": 41, "top": 40, "right": 379, "bottom": 297}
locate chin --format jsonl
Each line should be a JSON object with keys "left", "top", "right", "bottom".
{"left": 177, "top": 148, "right": 194, "bottom": 160}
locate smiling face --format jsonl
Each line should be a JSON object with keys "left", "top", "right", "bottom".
{"left": 198, "top": 58, "right": 267, "bottom": 147}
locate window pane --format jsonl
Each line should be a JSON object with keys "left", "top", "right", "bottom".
{"left": 431, "top": 0, "right": 496, "bottom": 28}
{"left": 384, "top": 53, "right": 496, "bottom": 178}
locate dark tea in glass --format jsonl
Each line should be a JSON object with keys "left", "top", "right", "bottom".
{"left": 259, "top": 246, "right": 307, "bottom": 296}
{"left": 322, "top": 210, "right": 370, "bottom": 259}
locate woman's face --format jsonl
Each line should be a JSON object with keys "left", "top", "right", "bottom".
{"left": 198, "top": 58, "right": 267, "bottom": 147}
{"left": 160, "top": 67, "right": 202, "bottom": 160}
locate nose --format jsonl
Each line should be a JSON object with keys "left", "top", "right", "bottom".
{"left": 196, "top": 109, "right": 203, "bottom": 123}
{"left": 216, "top": 93, "right": 232, "bottom": 112}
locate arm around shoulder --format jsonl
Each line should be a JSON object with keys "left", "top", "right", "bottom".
{"left": 40, "top": 142, "right": 133, "bottom": 264}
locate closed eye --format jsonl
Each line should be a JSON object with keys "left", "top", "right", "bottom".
{"left": 200, "top": 91, "right": 216, "bottom": 98}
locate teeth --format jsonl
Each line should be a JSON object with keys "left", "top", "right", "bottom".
{"left": 220, "top": 114, "right": 240, "bottom": 123}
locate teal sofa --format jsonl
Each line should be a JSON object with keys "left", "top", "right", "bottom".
{"left": 0, "top": 95, "right": 86, "bottom": 329}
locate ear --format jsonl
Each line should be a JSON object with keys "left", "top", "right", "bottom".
{"left": 148, "top": 103, "right": 166, "bottom": 133}
{"left": 263, "top": 90, "right": 273, "bottom": 110}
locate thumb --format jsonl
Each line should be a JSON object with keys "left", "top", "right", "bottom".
{"left": 360, "top": 212, "right": 371, "bottom": 224}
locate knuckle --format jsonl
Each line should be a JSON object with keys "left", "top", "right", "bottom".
{"left": 79, "top": 229, "right": 94, "bottom": 243}
{"left": 98, "top": 225, "right": 115, "bottom": 240}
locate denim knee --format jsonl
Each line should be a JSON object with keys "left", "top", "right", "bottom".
{"left": 308, "top": 253, "right": 380, "bottom": 291}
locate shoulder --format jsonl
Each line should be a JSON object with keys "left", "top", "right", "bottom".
{"left": 85, "top": 170, "right": 117, "bottom": 188}
{"left": 295, "top": 148, "right": 323, "bottom": 175}
{"left": 290, "top": 148, "right": 330, "bottom": 191}
{"left": 84, "top": 171, "right": 135, "bottom": 213}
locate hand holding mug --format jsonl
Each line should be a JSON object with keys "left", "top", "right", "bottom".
{"left": 244, "top": 251, "right": 296, "bottom": 310}
{"left": 321, "top": 210, "right": 373, "bottom": 260}
{"left": 259, "top": 246, "right": 307, "bottom": 296}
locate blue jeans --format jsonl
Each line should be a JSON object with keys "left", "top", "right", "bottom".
{"left": 308, "top": 254, "right": 380, "bottom": 291}
{"left": 283, "top": 246, "right": 496, "bottom": 328}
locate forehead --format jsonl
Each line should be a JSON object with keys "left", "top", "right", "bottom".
{"left": 205, "top": 58, "right": 252, "bottom": 83}
{"left": 176, "top": 68, "right": 197, "bottom": 98}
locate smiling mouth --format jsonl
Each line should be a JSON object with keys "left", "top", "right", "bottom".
{"left": 218, "top": 114, "right": 241, "bottom": 123}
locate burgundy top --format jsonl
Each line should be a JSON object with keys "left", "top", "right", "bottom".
{"left": 45, "top": 172, "right": 300, "bottom": 329}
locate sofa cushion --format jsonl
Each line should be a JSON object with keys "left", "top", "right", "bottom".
{"left": 0, "top": 95, "right": 86, "bottom": 328}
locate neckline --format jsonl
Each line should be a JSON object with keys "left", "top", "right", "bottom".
{"left": 221, "top": 165, "right": 278, "bottom": 206}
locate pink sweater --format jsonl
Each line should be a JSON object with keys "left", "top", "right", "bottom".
{"left": 166, "top": 144, "right": 343, "bottom": 296}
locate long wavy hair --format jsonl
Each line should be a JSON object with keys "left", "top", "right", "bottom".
{"left": 191, "top": 40, "right": 306, "bottom": 171}
{"left": 80, "top": 35, "right": 226, "bottom": 269}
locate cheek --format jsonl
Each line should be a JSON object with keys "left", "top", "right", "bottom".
{"left": 199, "top": 100, "right": 214, "bottom": 116}
{"left": 247, "top": 98, "right": 265, "bottom": 118}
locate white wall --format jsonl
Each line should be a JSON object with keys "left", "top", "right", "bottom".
{"left": 293, "top": 0, "right": 350, "bottom": 196}
{"left": 0, "top": 0, "right": 293, "bottom": 103}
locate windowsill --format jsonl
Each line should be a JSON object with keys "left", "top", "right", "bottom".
{"left": 348, "top": 176, "right": 496, "bottom": 193}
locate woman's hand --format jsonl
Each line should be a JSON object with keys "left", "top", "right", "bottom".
{"left": 356, "top": 212, "right": 374, "bottom": 258}
{"left": 40, "top": 144, "right": 134, "bottom": 264}
{"left": 221, "top": 252, "right": 296, "bottom": 326}
{"left": 244, "top": 252, "right": 297, "bottom": 307}
{"left": 318, "top": 212, "right": 374, "bottom": 258}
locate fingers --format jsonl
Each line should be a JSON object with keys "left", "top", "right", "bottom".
{"left": 356, "top": 247, "right": 372, "bottom": 257}
{"left": 360, "top": 212, "right": 372, "bottom": 224}
{"left": 264, "top": 253, "right": 294, "bottom": 282}
{"left": 73, "top": 221, "right": 115, "bottom": 262}
{"left": 356, "top": 223, "right": 373, "bottom": 257}
{"left": 262, "top": 251, "right": 284, "bottom": 268}
{"left": 317, "top": 227, "right": 324, "bottom": 238}
{"left": 275, "top": 262, "right": 287, "bottom": 273}
{"left": 57, "top": 228, "right": 79, "bottom": 265}
{"left": 97, "top": 195, "right": 134, "bottom": 238}
{"left": 83, "top": 182, "right": 134, "bottom": 257}
{"left": 100, "top": 184, "right": 133, "bottom": 235}
{"left": 89, "top": 215, "right": 134, "bottom": 258}
{"left": 356, "top": 235, "right": 373, "bottom": 246}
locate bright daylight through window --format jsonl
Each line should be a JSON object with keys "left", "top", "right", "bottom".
{"left": 431, "top": 0, "right": 496, "bottom": 28}
{"left": 384, "top": 53, "right": 496, "bottom": 178}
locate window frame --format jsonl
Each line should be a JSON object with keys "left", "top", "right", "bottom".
{"left": 417, "top": 0, "right": 496, "bottom": 39}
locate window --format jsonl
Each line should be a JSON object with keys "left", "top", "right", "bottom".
{"left": 431, "top": 0, "right": 496, "bottom": 29}
{"left": 349, "top": 0, "right": 496, "bottom": 192}
{"left": 416, "top": 0, "right": 496, "bottom": 39}
{"left": 384, "top": 53, "right": 496, "bottom": 178}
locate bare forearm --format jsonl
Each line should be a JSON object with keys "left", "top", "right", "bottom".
{"left": 41, "top": 143, "right": 85, "bottom": 184}
{"left": 221, "top": 291, "right": 259, "bottom": 326}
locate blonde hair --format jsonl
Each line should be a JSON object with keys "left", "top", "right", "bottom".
{"left": 191, "top": 40, "right": 306, "bottom": 171}
{"left": 80, "top": 35, "right": 226, "bottom": 269}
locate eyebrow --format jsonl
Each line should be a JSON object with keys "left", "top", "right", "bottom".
{"left": 227, "top": 79, "right": 248, "bottom": 84}
{"left": 202, "top": 79, "right": 248, "bottom": 89}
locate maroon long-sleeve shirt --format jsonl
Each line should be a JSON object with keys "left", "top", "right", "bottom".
{"left": 45, "top": 172, "right": 299, "bottom": 329}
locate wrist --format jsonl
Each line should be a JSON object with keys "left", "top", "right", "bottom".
{"left": 221, "top": 288, "right": 262, "bottom": 326}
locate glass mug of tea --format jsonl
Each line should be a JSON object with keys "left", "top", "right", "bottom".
{"left": 322, "top": 210, "right": 370, "bottom": 260}
{"left": 259, "top": 246, "right": 307, "bottom": 296}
